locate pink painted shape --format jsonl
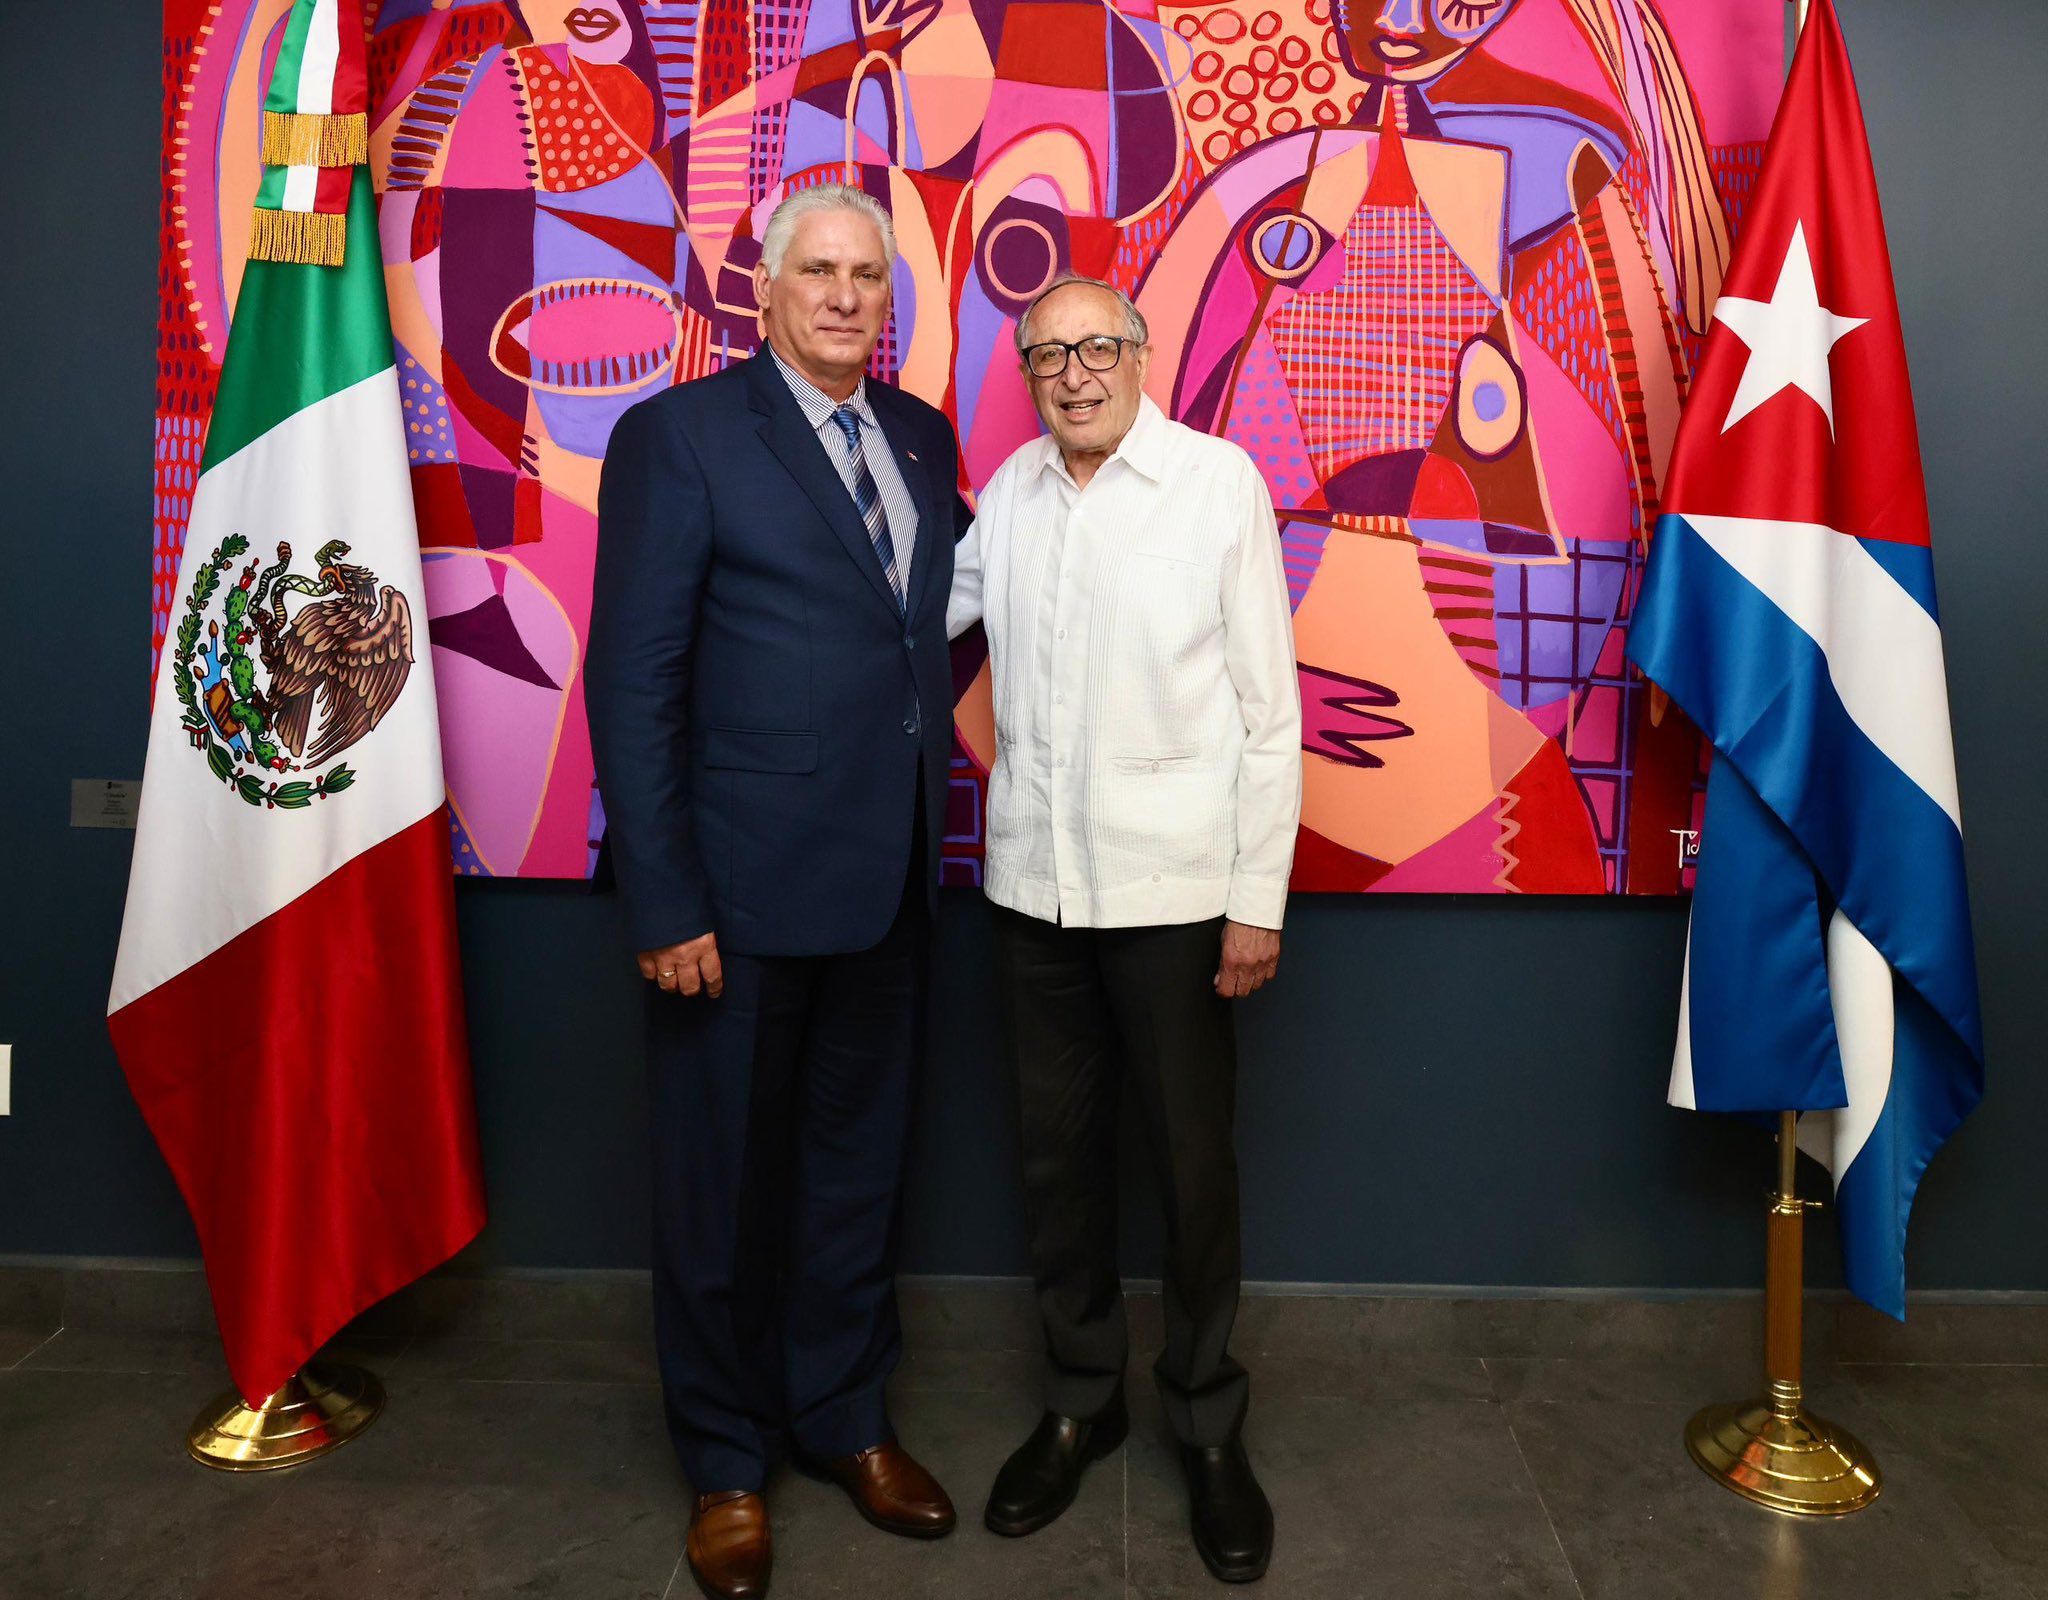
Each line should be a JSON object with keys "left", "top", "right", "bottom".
{"left": 502, "top": 500, "right": 600, "bottom": 873}
{"left": 424, "top": 549, "right": 583, "bottom": 874}
{"left": 1651, "top": 0, "right": 1783, "bottom": 144}
{"left": 1479, "top": 3, "right": 1628, "bottom": 114}
{"left": 1200, "top": 131, "right": 1337, "bottom": 220}
{"left": 1517, "top": 325, "right": 1631, "bottom": 545}
{"left": 445, "top": 392, "right": 517, "bottom": 472}
{"left": 432, "top": 646, "right": 567, "bottom": 871}
{"left": 964, "top": 337, "right": 1047, "bottom": 485}
{"left": 1370, "top": 802, "right": 1506, "bottom": 891}
{"left": 1181, "top": 253, "right": 1265, "bottom": 417}
{"left": 1525, "top": 699, "right": 1570, "bottom": 740}
{"left": 441, "top": 54, "right": 535, "bottom": 192}
{"left": 527, "top": 288, "right": 674, "bottom": 362}
{"left": 976, "top": 85, "right": 1111, "bottom": 201}
{"left": 1222, "top": 327, "right": 1320, "bottom": 513}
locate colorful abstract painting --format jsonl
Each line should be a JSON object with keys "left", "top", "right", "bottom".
{"left": 157, "top": 0, "right": 1783, "bottom": 889}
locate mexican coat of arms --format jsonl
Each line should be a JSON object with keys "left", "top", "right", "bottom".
{"left": 173, "top": 536, "right": 414, "bottom": 808}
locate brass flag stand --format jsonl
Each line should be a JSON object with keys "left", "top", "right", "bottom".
{"left": 187, "top": 1362, "right": 385, "bottom": 1471}
{"left": 1684, "top": 1113, "right": 1881, "bottom": 1514}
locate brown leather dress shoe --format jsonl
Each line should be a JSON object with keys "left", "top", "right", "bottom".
{"left": 686, "top": 1490, "right": 772, "bottom": 1599}
{"left": 821, "top": 1441, "right": 957, "bottom": 1538}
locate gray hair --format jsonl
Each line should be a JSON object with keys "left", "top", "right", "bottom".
{"left": 1014, "top": 275, "right": 1149, "bottom": 352}
{"left": 759, "top": 182, "right": 897, "bottom": 278}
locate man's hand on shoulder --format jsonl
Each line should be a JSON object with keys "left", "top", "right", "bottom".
{"left": 1215, "top": 920, "right": 1280, "bottom": 999}
{"left": 639, "top": 932, "right": 724, "bottom": 999}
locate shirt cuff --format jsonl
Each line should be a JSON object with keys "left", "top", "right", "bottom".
{"left": 1225, "top": 873, "right": 1289, "bottom": 930}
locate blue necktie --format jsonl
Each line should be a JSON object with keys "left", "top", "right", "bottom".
{"left": 831, "top": 403, "right": 904, "bottom": 612}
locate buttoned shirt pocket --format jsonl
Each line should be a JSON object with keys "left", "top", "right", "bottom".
{"left": 1092, "top": 749, "right": 1234, "bottom": 880}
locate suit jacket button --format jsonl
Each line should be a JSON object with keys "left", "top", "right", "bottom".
{"left": 903, "top": 719, "right": 920, "bottom": 736}
{"left": 905, "top": 635, "right": 917, "bottom": 650}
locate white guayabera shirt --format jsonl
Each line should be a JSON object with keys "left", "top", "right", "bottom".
{"left": 948, "top": 396, "right": 1303, "bottom": 930}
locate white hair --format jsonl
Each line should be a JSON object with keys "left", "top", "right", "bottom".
{"left": 1015, "top": 275, "right": 1149, "bottom": 352}
{"left": 760, "top": 183, "right": 897, "bottom": 278}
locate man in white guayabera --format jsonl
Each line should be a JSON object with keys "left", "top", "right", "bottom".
{"left": 948, "top": 275, "right": 1303, "bottom": 1584}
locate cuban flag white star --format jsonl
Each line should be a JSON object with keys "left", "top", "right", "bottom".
{"left": 1713, "top": 221, "right": 1868, "bottom": 435}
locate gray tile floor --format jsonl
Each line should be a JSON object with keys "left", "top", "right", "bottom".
{"left": 2, "top": 1292, "right": 2044, "bottom": 1600}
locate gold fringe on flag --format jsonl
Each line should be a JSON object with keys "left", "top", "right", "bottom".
{"left": 260, "top": 110, "right": 368, "bottom": 168}
{"left": 249, "top": 207, "right": 347, "bottom": 267}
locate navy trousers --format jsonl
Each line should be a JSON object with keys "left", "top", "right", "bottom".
{"left": 646, "top": 807, "right": 928, "bottom": 1492}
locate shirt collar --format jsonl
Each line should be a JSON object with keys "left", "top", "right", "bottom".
{"left": 767, "top": 342, "right": 876, "bottom": 430}
{"left": 1032, "top": 394, "right": 1169, "bottom": 486}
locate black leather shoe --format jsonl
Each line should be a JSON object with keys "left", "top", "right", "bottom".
{"left": 983, "top": 1395, "right": 1130, "bottom": 1536}
{"left": 1182, "top": 1439, "right": 1273, "bottom": 1583}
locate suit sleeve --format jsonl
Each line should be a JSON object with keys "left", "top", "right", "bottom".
{"left": 587, "top": 400, "right": 716, "bottom": 953}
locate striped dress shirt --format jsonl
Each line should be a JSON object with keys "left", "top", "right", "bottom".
{"left": 768, "top": 345, "right": 918, "bottom": 598}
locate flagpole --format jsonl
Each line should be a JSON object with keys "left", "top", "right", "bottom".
{"left": 187, "top": 1362, "right": 386, "bottom": 1471}
{"left": 1682, "top": 1113, "right": 1882, "bottom": 1514}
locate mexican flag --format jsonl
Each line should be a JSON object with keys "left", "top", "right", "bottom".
{"left": 111, "top": 0, "right": 484, "bottom": 1407}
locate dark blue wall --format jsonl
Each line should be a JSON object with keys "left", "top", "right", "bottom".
{"left": 4, "top": 4, "right": 2043, "bottom": 1296}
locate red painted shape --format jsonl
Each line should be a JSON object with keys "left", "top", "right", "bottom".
{"left": 409, "top": 462, "right": 479, "bottom": 547}
{"left": 1289, "top": 826, "right": 1395, "bottom": 893}
{"left": 994, "top": 4, "right": 1112, "bottom": 90}
{"left": 1408, "top": 453, "right": 1481, "bottom": 522}
{"left": 1499, "top": 741, "right": 1606, "bottom": 893}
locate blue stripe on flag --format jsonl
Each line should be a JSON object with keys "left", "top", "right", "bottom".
{"left": 1688, "top": 759, "right": 1848, "bottom": 1113}
{"left": 1833, "top": 982, "right": 1985, "bottom": 1317}
{"left": 1634, "top": 516, "right": 1981, "bottom": 1056}
{"left": 1854, "top": 535, "right": 1941, "bottom": 621}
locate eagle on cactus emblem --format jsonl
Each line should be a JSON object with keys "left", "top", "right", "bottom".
{"left": 173, "top": 535, "right": 414, "bottom": 809}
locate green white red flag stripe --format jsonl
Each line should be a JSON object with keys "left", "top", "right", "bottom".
{"left": 254, "top": 0, "right": 366, "bottom": 261}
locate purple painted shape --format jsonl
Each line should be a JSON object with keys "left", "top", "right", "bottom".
{"left": 779, "top": 101, "right": 845, "bottom": 180}
{"left": 1409, "top": 518, "right": 1493, "bottom": 557}
{"left": 1323, "top": 450, "right": 1426, "bottom": 518}
{"left": 433, "top": 593, "right": 562, "bottom": 690}
{"left": 1430, "top": 107, "right": 1625, "bottom": 252}
{"left": 1483, "top": 521, "right": 1562, "bottom": 559}
{"left": 448, "top": 804, "right": 493, "bottom": 879}
{"left": 953, "top": 283, "right": 1006, "bottom": 458}
{"left": 1107, "top": 12, "right": 1177, "bottom": 213}
{"left": 804, "top": 0, "right": 858, "bottom": 51}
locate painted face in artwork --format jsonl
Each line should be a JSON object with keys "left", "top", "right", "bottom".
{"left": 518, "top": 0, "right": 637, "bottom": 64}
{"left": 1338, "top": 0, "right": 1522, "bottom": 82}
{"left": 754, "top": 207, "right": 894, "bottom": 392}
{"left": 1019, "top": 283, "right": 1152, "bottom": 464}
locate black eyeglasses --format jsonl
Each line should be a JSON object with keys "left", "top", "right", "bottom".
{"left": 1022, "top": 335, "right": 1134, "bottom": 379}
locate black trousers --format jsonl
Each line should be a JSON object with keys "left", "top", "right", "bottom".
{"left": 645, "top": 797, "right": 928, "bottom": 1492}
{"left": 989, "top": 904, "right": 1249, "bottom": 1447}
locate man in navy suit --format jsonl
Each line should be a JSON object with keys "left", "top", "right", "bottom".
{"left": 587, "top": 184, "right": 968, "bottom": 1600}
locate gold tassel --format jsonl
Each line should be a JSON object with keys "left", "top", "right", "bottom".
{"left": 248, "top": 207, "right": 348, "bottom": 267}
{"left": 261, "top": 110, "right": 368, "bottom": 168}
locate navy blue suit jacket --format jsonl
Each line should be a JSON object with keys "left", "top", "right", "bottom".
{"left": 587, "top": 353, "right": 970, "bottom": 958}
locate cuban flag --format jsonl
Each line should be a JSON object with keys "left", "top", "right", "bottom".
{"left": 1628, "top": 0, "right": 1984, "bottom": 1319}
